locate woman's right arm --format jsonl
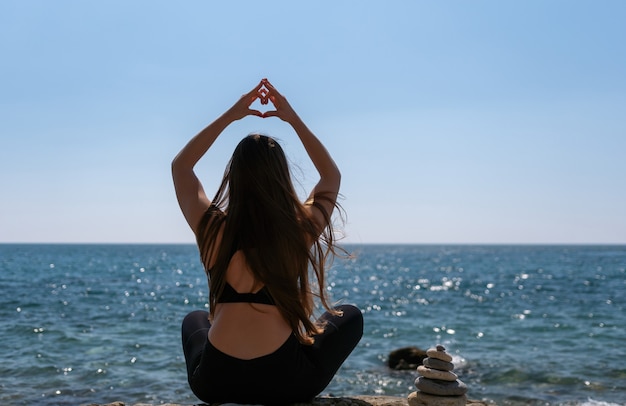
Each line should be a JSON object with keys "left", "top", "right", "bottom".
{"left": 172, "top": 82, "right": 264, "bottom": 233}
{"left": 263, "top": 80, "right": 341, "bottom": 233}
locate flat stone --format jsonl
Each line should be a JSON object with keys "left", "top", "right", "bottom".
{"left": 417, "top": 365, "right": 458, "bottom": 381}
{"left": 426, "top": 348, "right": 452, "bottom": 362}
{"left": 414, "top": 377, "right": 468, "bottom": 396}
{"left": 408, "top": 391, "right": 467, "bottom": 406}
{"left": 349, "top": 396, "right": 410, "bottom": 406}
{"left": 423, "top": 357, "right": 454, "bottom": 371}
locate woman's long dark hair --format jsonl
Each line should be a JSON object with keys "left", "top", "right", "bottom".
{"left": 196, "top": 134, "right": 343, "bottom": 344}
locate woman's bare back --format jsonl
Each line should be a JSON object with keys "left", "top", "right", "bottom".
{"left": 207, "top": 251, "right": 292, "bottom": 360}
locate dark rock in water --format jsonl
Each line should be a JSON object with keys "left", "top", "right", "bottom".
{"left": 387, "top": 346, "right": 427, "bottom": 370}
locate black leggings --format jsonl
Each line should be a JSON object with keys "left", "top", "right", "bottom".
{"left": 181, "top": 304, "right": 363, "bottom": 405}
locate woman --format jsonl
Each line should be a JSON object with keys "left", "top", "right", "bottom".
{"left": 172, "top": 79, "right": 363, "bottom": 404}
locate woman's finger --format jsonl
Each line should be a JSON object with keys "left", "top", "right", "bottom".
{"left": 248, "top": 109, "right": 263, "bottom": 117}
{"left": 268, "top": 89, "right": 283, "bottom": 103}
{"left": 264, "top": 80, "right": 285, "bottom": 97}
{"left": 252, "top": 79, "right": 265, "bottom": 93}
{"left": 259, "top": 87, "right": 270, "bottom": 105}
{"left": 262, "top": 110, "right": 279, "bottom": 119}
{"left": 262, "top": 78, "right": 276, "bottom": 91}
{"left": 248, "top": 93, "right": 259, "bottom": 105}
{"left": 267, "top": 93, "right": 282, "bottom": 109}
{"left": 243, "top": 81, "right": 265, "bottom": 102}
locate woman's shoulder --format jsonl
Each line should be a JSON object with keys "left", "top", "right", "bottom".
{"left": 197, "top": 205, "right": 225, "bottom": 232}
{"left": 197, "top": 206, "right": 227, "bottom": 270}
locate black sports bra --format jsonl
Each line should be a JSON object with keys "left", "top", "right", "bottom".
{"left": 217, "top": 282, "right": 275, "bottom": 305}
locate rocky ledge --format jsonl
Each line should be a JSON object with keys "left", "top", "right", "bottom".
{"left": 85, "top": 395, "right": 491, "bottom": 406}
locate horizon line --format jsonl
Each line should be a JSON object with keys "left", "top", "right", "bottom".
{"left": 1, "top": 241, "right": 625, "bottom": 246}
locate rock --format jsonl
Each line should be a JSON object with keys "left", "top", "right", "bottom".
{"left": 291, "top": 396, "right": 386, "bottom": 406}
{"left": 414, "top": 345, "right": 472, "bottom": 402}
{"left": 417, "top": 365, "right": 458, "bottom": 382}
{"left": 414, "top": 377, "right": 468, "bottom": 396}
{"left": 407, "top": 391, "right": 467, "bottom": 406}
{"left": 425, "top": 348, "right": 452, "bottom": 362}
{"left": 348, "top": 395, "right": 410, "bottom": 406}
{"left": 79, "top": 402, "right": 193, "bottom": 406}
{"left": 423, "top": 357, "right": 454, "bottom": 371}
{"left": 387, "top": 346, "right": 427, "bottom": 370}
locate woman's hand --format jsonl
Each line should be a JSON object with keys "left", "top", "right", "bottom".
{"left": 261, "top": 79, "right": 299, "bottom": 124}
{"left": 223, "top": 80, "right": 265, "bottom": 121}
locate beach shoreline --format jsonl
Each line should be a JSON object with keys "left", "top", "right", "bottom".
{"left": 84, "top": 395, "right": 492, "bottom": 406}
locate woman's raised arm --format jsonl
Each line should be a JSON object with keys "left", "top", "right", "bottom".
{"left": 172, "top": 81, "right": 265, "bottom": 233}
{"left": 263, "top": 79, "right": 341, "bottom": 232}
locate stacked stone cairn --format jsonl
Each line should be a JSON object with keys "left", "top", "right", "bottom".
{"left": 407, "top": 345, "right": 468, "bottom": 406}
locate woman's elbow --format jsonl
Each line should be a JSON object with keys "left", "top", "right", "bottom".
{"left": 171, "top": 157, "right": 190, "bottom": 181}
{"left": 333, "top": 167, "right": 341, "bottom": 187}
{"left": 171, "top": 157, "right": 180, "bottom": 177}
{"left": 171, "top": 153, "right": 188, "bottom": 174}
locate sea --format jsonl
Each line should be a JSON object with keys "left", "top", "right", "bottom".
{"left": 0, "top": 244, "right": 624, "bottom": 406}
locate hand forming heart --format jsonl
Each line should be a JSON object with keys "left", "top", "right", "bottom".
{"left": 254, "top": 79, "right": 297, "bottom": 122}
{"left": 229, "top": 79, "right": 296, "bottom": 121}
{"left": 255, "top": 79, "right": 274, "bottom": 117}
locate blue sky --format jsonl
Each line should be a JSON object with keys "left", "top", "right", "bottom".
{"left": 1, "top": 1, "right": 625, "bottom": 244}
